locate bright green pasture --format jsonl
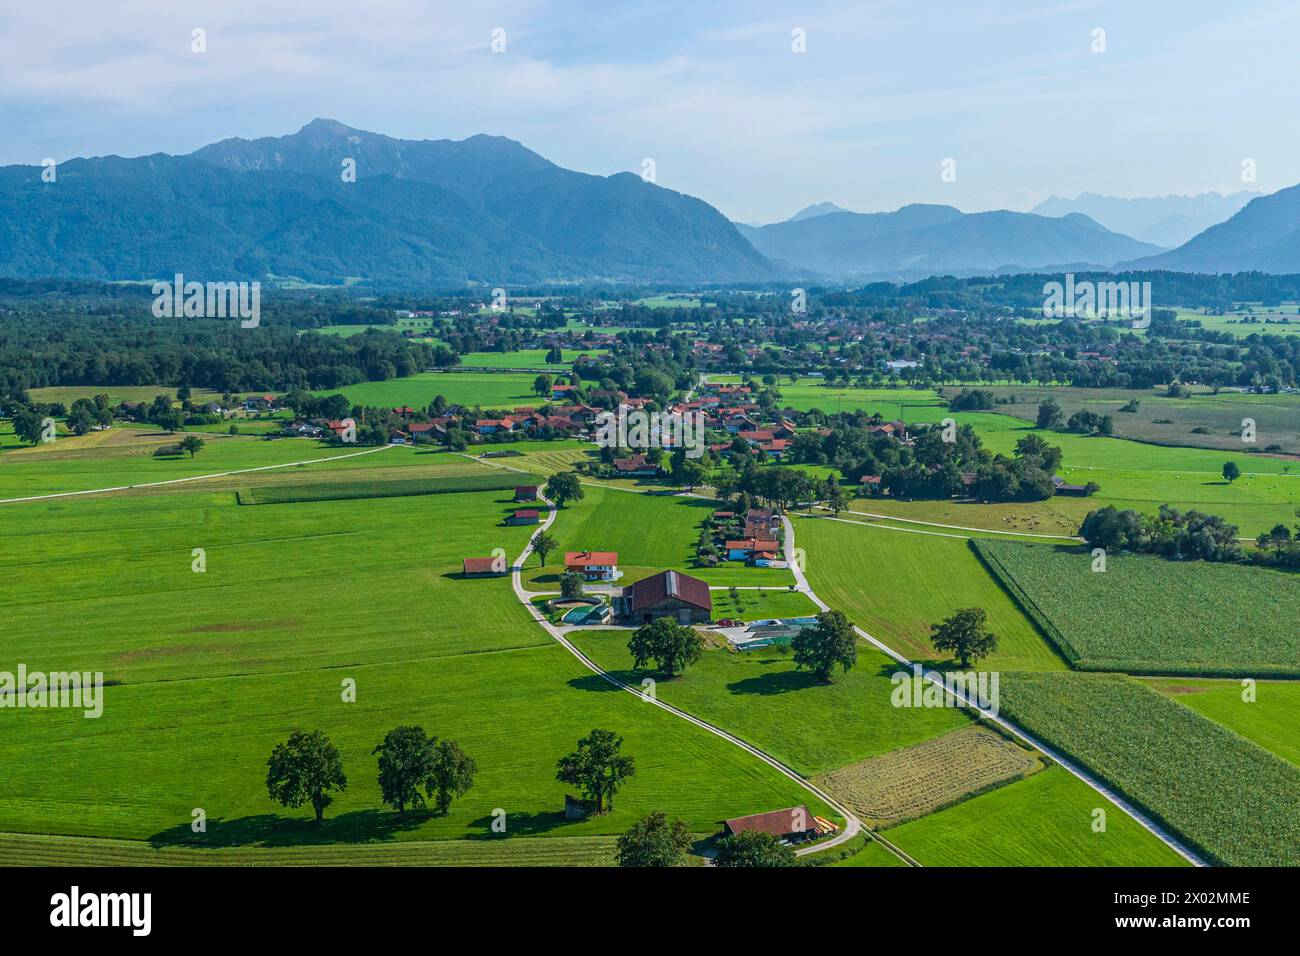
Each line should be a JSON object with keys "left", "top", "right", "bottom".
{"left": 568, "top": 631, "right": 966, "bottom": 777}
{"left": 1144, "top": 678, "right": 1300, "bottom": 765}
{"left": 456, "top": 349, "right": 606, "bottom": 369}
{"left": 320, "top": 372, "right": 542, "bottom": 410}
{"left": 795, "top": 516, "right": 1066, "bottom": 671}
{"left": 885, "top": 767, "right": 1188, "bottom": 867}
{"left": 522, "top": 486, "right": 796, "bottom": 590}
{"left": 0, "top": 488, "right": 830, "bottom": 848}
{"left": 708, "top": 587, "right": 820, "bottom": 621}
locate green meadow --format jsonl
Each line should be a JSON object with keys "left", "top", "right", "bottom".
{"left": 320, "top": 371, "right": 543, "bottom": 410}
{"left": 795, "top": 516, "right": 1067, "bottom": 671}
{"left": 1144, "top": 678, "right": 1300, "bottom": 765}
{"left": 885, "top": 767, "right": 1188, "bottom": 867}
{"left": 0, "top": 483, "right": 831, "bottom": 853}
{"left": 455, "top": 348, "right": 607, "bottom": 369}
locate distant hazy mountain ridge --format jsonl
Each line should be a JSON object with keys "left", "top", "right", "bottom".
{"left": 1030, "top": 191, "right": 1259, "bottom": 247}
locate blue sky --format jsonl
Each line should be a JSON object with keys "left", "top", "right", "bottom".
{"left": 1, "top": 0, "right": 1295, "bottom": 222}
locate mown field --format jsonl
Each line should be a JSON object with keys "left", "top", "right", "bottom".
{"left": 318, "top": 371, "right": 541, "bottom": 410}
{"left": 1144, "top": 678, "right": 1300, "bottom": 766}
{"left": 815, "top": 726, "right": 1042, "bottom": 826}
{"left": 708, "top": 587, "right": 820, "bottom": 622}
{"left": 238, "top": 472, "right": 531, "bottom": 505}
{"left": 795, "top": 516, "right": 1067, "bottom": 671}
{"left": 0, "top": 832, "right": 620, "bottom": 867}
{"left": 885, "top": 766, "right": 1190, "bottom": 867}
{"left": 999, "top": 672, "right": 1300, "bottom": 867}
{"left": 0, "top": 483, "right": 832, "bottom": 853}
{"left": 977, "top": 540, "right": 1300, "bottom": 676}
{"left": 456, "top": 348, "right": 607, "bottom": 369}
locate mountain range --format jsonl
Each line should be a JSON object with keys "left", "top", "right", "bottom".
{"left": 1, "top": 119, "right": 1298, "bottom": 285}
{"left": 1030, "top": 191, "right": 1259, "bottom": 247}
{"left": 735, "top": 205, "right": 1163, "bottom": 278}
{"left": 0, "top": 119, "right": 777, "bottom": 286}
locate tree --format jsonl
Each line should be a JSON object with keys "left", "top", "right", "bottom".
{"left": 1222, "top": 461, "right": 1241, "bottom": 483}
{"left": 532, "top": 374, "right": 553, "bottom": 397}
{"left": 1036, "top": 398, "right": 1063, "bottom": 430}
{"left": 824, "top": 478, "right": 847, "bottom": 517}
{"left": 545, "top": 471, "right": 584, "bottom": 509}
{"left": 427, "top": 739, "right": 477, "bottom": 814}
{"left": 617, "top": 811, "right": 692, "bottom": 867}
{"left": 533, "top": 530, "right": 558, "bottom": 567}
{"left": 791, "top": 610, "right": 857, "bottom": 683}
{"left": 372, "top": 725, "right": 436, "bottom": 814}
{"left": 179, "top": 435, "right": 206, "bottom": 458}
{"left": 11, "top": 407, "right": 45, "bottom": 445}
{"left": 560, "top": 571, "right": 585, "bottom": 601}
{"left": 265, "top": 730, "right": 347, "bottom": 823}
{"left": 555, "top": 729, "right": 635, "bottom": 814}
{"left": 930, "top": 607, "right": 998, "bottom": 668}
{"left": 627, "top": 616, "right": 704, "bottom": 678}
{"left": 713, "top": 830, "right": 796, "bottom": 867}
{"left": 674, "top": 457, "right": 707, "bottom": 490}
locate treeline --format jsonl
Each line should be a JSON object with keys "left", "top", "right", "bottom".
{"left": 1080, "top": 503, "right": 1300, "bottom": 569}
{"left": 0, "top": 313, "right": 452, "bottom": 397}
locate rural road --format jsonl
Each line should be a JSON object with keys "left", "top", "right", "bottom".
{"left": 508, "top": 495, "right": 884, "bottom": 863}
{"left": 784, "top": 512, "right": 1209, "bottom": 867}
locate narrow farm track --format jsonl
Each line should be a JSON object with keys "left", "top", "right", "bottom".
{"left": 834, "top": 508, "right": 1083, "bottom": 541}
{"left": 0, "top": 443, "right": 395, "bottom": 504}
{"left": 785, "top": 512, "right": 1210, "bottom": 867}
{"left": 509, "top": 496, "right": 905, "bottom": 864}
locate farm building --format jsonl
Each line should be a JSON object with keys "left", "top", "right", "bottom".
{"left": 514, "top": 485, "right": 539, "bottom": 502}
{"left": 612, "top": 453, "right": 662, "bottom": 477}
{"left": 614, "top": 569, "right": 712, "bottom": 625}
{"left": 859, "top": 475, "right": 883, "bottom": 495}
{"left": 721, "top": 805, "right": 826, "bottom": 843}
{"left": 565, "top": 551, "right": 621, "bottom": 581}
{"left": 1051, "top": 475, "right": 1091, "bottom": 496}
{"left": 505, "top": 509, "right": 540, "bottom": 526}
{"left": 462, "top": 557, "right": 505, "bottom": 577}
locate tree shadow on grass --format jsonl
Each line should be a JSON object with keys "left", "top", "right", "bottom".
{"left": 147, "top": 808, "right": 432, "bottom": 849}
{"left": 726, "top": 669, "right": 823, "bottom": 695}
{"left": 464, "top": 810, "right": 573, "bottom": 838}
{"left": 567, "top": 672, "right": 640, "bottom": 693}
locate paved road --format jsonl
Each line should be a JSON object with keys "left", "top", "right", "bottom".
{"left": 785, "top": 512, "right": 1208, "bottom": 867}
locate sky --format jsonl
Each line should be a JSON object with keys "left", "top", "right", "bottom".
{"left": 1, "top": 0, "right": 1296, "bottom": 223}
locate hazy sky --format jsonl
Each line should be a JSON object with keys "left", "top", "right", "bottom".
{"left": 1, "top": 0, "right": 1295, "bottom": 223}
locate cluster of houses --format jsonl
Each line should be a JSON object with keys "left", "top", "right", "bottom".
{"left": 704, "top": 507, "right": 786, "bottom": 567}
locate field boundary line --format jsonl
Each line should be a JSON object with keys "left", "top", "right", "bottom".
{"left": 783, "top": 513, "right": 1209, "bottom": 867}
{"left": 835, "top": 507, "right": 1082, "bottom": 541}
{"left": 0, "top": 444, "right": 395, "bottom": 505}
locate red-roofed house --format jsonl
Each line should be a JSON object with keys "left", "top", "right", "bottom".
{"left": 462, "top": 556, "right": 505, "bottom": 577}
{"left": 565, "top": 551, "right": 621, "bottom": 581}
{"left": 722, "top": 805, "right": 820, "bottom": 842}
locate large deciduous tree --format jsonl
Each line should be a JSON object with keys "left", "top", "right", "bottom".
{"left": 266, "top": 730, "right": 347, "bottom": 823}
{"left": 627, "top": 617, "right": 703, "bottom": 679}
{"left": 930, "top": 607, "right": 998, "bottom": 668}
{"left": 791, "top": 610, "right": 857, "bottom": 684}
{"left": 555, "top": 729, "right": 635, "bottom": 814}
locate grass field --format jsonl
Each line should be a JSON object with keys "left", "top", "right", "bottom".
{"left": 568, "top": 630, "right": 967, "bottom": 777}
{"left": 885, "top": 766, "right": 1189, "bottom": 867}
{"left": 708, "top": 587, "right": 820, "bottom": 622}
{"left": 1144, "top": 678, "right": 1300, "bottom": 765}
{"left": 999, "top": 672, "right": 1300, "bottom": 867}
{"left": 977, "top": 540, "right": 1300, "bottom": 676}
{"left": 237, "top": 472, "right": 532, "bottom": 505}
{"left": 815, "top": 726, "right": 1042, "bottom": 826}
{"left": 318, "top": 372, "right": 542, "bottom": 410}
{"left": 0, "top": 484, "right": 833, "bottom": 853}
{"left": 521, "top": 486, "right": 796, "bottom": 590}
{"left": 795, "top": 517, "right": 1067, "bottom": 671}
{"left": 455, "top": 348, "right": 607, "bottom": 369}
{"left": 979, "top": 385, "right": 1300, "bottom": 455}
